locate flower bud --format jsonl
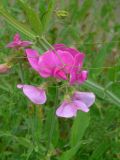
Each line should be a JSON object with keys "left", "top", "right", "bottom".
{"left": 0, "top": 63, "right": 10, "bottom": 73}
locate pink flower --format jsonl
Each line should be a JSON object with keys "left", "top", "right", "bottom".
{"left": 53, "top": 44, "right": 88, "bottom": 85}
{"left": 7, "top": 33, "right": 32, "bottom": 49}
{"left": 17, "top": 84, "right": 46, "bottom": 104}
{"left": 26, "top": 48, "right": 74, "bottom": 80}
{"left": 26, "top": 44, "right": 88, "bottom": 85}
{"left": 56, "top": 92, "right": 95, "bottom": 118}
{"left": 0, "top": 63, "right": 10, "bottom": 73}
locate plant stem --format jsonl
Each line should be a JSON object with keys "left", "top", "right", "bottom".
{"left": 83, "top": 80, "right": 120, "bottom": 107}
{"left": 0, "top": 7, "right": 35, "bottom": 39}
{"left": 18, "top": 62, "right": 24, "bottom": 83}
{"left": 46, "top": 84, "right": 58, "bottom": 155}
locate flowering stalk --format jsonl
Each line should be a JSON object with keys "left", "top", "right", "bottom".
{"left": 6, "top": 33, "right": 95, "bottom": 159}
{"left": 46, "top": 83, "right": 59, "bottom": 155}
{"left": 18, "top": 62, "right": 24, "bottom": 83}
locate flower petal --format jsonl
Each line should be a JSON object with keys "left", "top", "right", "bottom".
{"left": 53, "top": 43, "right": 82, "bottom": 57}
{"left": 13, "top": 33, "right": 20, "bottom": 42}
{"left": 72, "top": 53, "right": 85, "bottom": 71}
{"left": 7, "top": 33, "right": 32, "bottom": 48}
{"left": 57, "top": 50, "right": 74, "bottom": 73}
{"left": 70, "top": 54, "right": 86, "bottom": 85}
{"left": 6, "top": 42, "right": 17, "bottom": 48}
{"left": 26, "top": 49, "right": 40, "bottom": 72}
{"left": 72, "top": 92, "right": 95, "bottom": 108}
{"left": 38, "top": 51, "right": 60, "bottom": 77}
{"left": 17, "top": 84, "right": 46, "bottom": 104}
{"left": 56, "top": 101, "right": 77, "bottom": 118}
{"left": 20, "top": 41, "right": 32, "bottom": 47}
{"left": 53, "top": 44, "right": 65, "bottom": 50}
{"left": 73, "top": 100, "right": 89, "bottom": 112}
{"left": 76, "top": 70, "right": 88, "bottom": 84}
{"left": 54, "top": 67, "right": 67, "bottom": 80}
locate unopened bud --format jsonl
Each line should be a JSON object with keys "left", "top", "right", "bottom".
{"left": 0, "top": 63, "right": 10, "bottom": 73}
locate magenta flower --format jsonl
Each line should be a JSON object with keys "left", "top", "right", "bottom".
{"left": 7, "top": 33, "right": 32, "bottom": 49}
{"left": 17, "top": 84, "right": 46, "bottom": 104}
{"left": 26, "top": 44, "right": 88, "bottom": 85}
{"left": 56, "top": 92, "right": 95, "bottom": 118}
{"left": 53, "top": 44, "right": 88, "bottom": 85}
{"left": 26, "top": 48, "right": 74, "bottom": 80}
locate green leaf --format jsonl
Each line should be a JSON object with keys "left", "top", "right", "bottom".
{"left": 33, "top": 107, "right": 43, "bottom": 144}
{"left": 59, "top": 112, "right": 90, "bottom": 160}
{"left": 39, "top": 0, "right": 46, "bottom": 18}
{"left": 70, "top": 111, "right": 90, "bottom": 147}
{"left": 42, "top": 0, "right": 56, "bottom": 32}
{"left": 59, "top": 142, "right": 81, "bottom": 160}
{"left": 44, "top": 108, "right": 59, "bottom": 147}
{"left": 18, "top": 0, "right": 43, "bottom": 35}
{"left": 0, "top": 5, "right": 35, "bottom": 39}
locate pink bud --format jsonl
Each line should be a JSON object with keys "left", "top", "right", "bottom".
{"left": 0, "top": 64, "right": 10, "bottom": 73}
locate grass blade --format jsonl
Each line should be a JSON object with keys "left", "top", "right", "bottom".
{"left": 42, "top": 0, "right": 56, "bottom": 33}
{"left": 0, "top": 5, "right": 35, "bottom": 39}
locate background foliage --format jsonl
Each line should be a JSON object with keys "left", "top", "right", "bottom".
{"left": 0, "top": 0, "right": 120, "bottom": 160}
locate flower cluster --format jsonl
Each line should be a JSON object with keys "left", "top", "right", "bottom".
{"left": 26, "top": 44, "right": 88, "bottom": 85}
{"left": 7, "top": 34, "right": 95, "bottom": 118}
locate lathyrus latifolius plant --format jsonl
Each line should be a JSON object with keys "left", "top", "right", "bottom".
{"left": 6, "top": 33, "right": 95, "bottom": 118}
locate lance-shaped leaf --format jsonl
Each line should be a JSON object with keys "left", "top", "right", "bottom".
{"left": 70, "top": 111, "right": 90, "bottom": 147}
{"left": 18, "top": 0, "right": 43, "bottom": 35}
{"left": 42, "top": 0, "right": 56, "bottom": 32}
{"left": 59, "top": 112, "right": 90, "bottom": 160}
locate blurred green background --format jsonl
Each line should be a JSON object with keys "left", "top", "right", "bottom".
{"left": 0, "top": 0, "right": 120, "bottom": 160}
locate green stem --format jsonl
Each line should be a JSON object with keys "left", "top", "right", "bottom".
{"left": 83, "top": 80, "right": 120, "bottom": 107}
{"left": 18, "top": 62, "right": 24, "bottom": 83}
{"left": 38, "top": 37, "right": 49, "bottom": 51}
{"left": 41, "top": 36, "right": 54, "bottom": 50}
{"left": 0, "top": 6, "right": 35, "bottom": 39}
{"left": 46, "top": 84, "right": 58, "bottom": 155}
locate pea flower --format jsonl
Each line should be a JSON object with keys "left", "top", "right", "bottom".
{"left": 7, "top": 33, "right": 32, "bottom": 49}
{"left": 17, "top": 84, "right": 46, "bottom": 104}
{"left": 0, "top": 63, "right": 10, "bottom": 73}
{"left": 56, "top": 92, "right": 95, "bottom": 118}
{"left": 26, "top": 44, "right": 88, "bottom": 85}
